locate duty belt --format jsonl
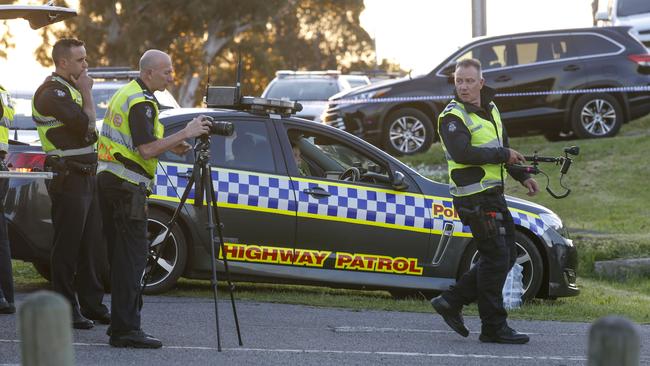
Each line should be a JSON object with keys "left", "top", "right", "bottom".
{"left": 97, "top": 160, "right": 153, "bottom": 191}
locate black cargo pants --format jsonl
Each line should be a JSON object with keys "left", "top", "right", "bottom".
{"left": 97, "top": 171, "right": 149, "bottom": 333}
{"left": 442, "top": 187, "right": 517, "bottom": 333}
{"left": 47, "top": 163, "right": 107, "bottom": 317}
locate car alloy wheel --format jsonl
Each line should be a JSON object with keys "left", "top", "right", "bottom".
{"left": 383, "top": 107, "right": 433, "bottom": 156}
{"left": 462, "top": 231, "right": 543, "bottom": 301}
{"left": 142, "top": 210, "right": 188, "bottom": 294}
{"left": 571, "top": 93, "right": 622, "bottom": 139}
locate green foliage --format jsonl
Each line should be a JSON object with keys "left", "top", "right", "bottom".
{"left": 36, "top": 0, "right": 397, "bottom": 105}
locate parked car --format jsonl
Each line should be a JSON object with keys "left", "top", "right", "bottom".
{"left": 9, "top": 68, "right": 180, "bottom": 144}
{"left": 323, "top": 26, "right": 650, "bottom": 155}
{"left": 597, "top": 0, "right": 650, "bottom": 48}
{"left": 5, "top": 96, "right": 579, "bottom": 301}
{"left": 261, "top": 70, "right": 370, "bottom": 122}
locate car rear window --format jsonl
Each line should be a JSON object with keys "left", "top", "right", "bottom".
{"left": 265, "top": 79, "right": 340, "bottom": 101}
{"left": 571, "top": 34, "right": 623, "bottom": 56}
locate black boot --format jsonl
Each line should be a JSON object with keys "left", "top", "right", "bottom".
{"left": 72, "top": 308, "right": 94, "bottom": 330}
{"left": 431, "top": 295, "right": 469, "bottom": 337}
{"left": 82, "top": 310, "right": 111, "bottom": 325}
{"left": 479, "top": 325, "right": 530, "bottom": 344}
{"left": 109, "top": 330, "right": 162, "bottom": 349}
{"left": 0, "top": 298, "right": 15, "bottom": 314}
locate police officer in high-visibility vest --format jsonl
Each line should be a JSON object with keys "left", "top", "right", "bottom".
{"left": 32, "top": 38, "right": 109, "bottom": 329}
{"left": 0, "top": 85, "right": 15, "bottom": 315}
{"left": 430, "top": 58, "right": 539, "bottom": 344}
{"left": 97, "top": 49, "right": 210, "bottom": 348}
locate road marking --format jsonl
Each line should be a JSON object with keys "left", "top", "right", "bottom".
{"left": 0, "top": 338, "right": 589, "bottom": 362}
{"left": 329, "top": 326, "right": 583, "bottom": 337}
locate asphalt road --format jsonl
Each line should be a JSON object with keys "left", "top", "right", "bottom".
{"left": 1, "top": 292, "right": 648, "bottom": 365}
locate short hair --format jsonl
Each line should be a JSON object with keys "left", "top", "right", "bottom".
{"left": 52, "top": 38, "right": 85, "bottom": 66}
{"left": 455, "top": 58, "right": 482, "bottom": 78}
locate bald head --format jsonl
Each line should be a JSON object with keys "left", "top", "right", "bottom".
{"left": 139, "top": 49, "right": 174, "bottom": 92}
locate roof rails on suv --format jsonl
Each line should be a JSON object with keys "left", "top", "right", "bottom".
{"left": 87, "top": 67, "right": 139, "bottom": 80}
{"left": 275, "top": 70, "right": 341, "bottom": 79}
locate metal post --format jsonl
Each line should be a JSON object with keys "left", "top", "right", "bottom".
{"left": 588, "top": 316, "right": 640, "bottom": 366}
{"left": 472, "top": 0, "right": 487, "bottom": 37}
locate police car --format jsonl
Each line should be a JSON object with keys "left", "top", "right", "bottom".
{"left": 5, "top": 91, "right": 579, "bottom": 301}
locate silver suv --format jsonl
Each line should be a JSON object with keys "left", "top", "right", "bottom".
{"left": 261, "top": 70, "right": 370, "bottom": 122}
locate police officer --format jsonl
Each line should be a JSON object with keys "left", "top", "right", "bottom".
{"left": 430, "top": 58, "right": 539, "bottom": 344}
{"left": 32, "top": 38, "right": 109, "bottom": 329}
{"left": 97, "top": 49, "right": 210, "bottom": 348}
{"left": 0, "top": 85, "right": 15, "bottom": 315}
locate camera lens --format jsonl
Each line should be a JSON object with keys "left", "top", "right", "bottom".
{"left": 209, "top": 121, "right": 234, "bottom": 136}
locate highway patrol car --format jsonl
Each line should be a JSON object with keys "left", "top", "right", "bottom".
{"left": 6, "top": 94, "right": 579, "bottom": 301}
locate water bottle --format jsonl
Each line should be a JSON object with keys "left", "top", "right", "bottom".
{"left": 502, "top": 263, "right": 524, "bottom": 309}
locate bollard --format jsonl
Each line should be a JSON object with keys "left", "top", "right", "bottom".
{"left": 588, "top": 316, "right": 639, "bottom": 366}
{"left": 18, "top": 291, "right": 75, "bottom": 366}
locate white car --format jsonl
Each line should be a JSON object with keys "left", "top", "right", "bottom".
{"left": 261, "top": 70, "right": 370, "bottom": 122}
{"left": 597, "top": 0, "right": 650, "bottom": 48}
{"left": 9, "top": 69, "right": 180, "bottom": 144}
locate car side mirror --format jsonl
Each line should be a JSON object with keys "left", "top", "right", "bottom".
{"left": 391, "top": 171, "right": 409, "bottom": 191}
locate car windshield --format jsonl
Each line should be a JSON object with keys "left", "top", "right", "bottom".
{"left": 265, "top": 79, "right": 341, "bottom": 101}
{"left": 618, "top": 0, "right": 650, "bottom": 16}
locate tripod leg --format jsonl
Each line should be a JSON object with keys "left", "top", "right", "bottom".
{"left": 140, "top": 170, "right": 197, "bottom": 307}
{"left": 207, "top": 168, "right": 243, "bottom": 346}
{"left": 202, "top": 162, "right": 223, "bottom": 351}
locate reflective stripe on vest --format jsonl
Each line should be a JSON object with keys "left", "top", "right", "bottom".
{"left": 32, "top": 76, "right": 86, "bottom": 155}
{"left": 438, "top": 99, "right": 506, "bottom": 197}
{"left": 97, "top": 79, "right": 164, "bottom": 185}
{"left": 0, "top": 86, "right": 14, "bottom": 153}
{"left": 96, "top": 161, "right": 153, "bottom": 190}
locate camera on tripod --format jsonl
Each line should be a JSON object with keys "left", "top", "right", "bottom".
{"left": 201, "top": 116, "right": 235, "bottom": 137}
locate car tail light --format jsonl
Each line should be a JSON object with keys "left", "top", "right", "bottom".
{"left": 6, "top": 152, "right": 47, "bottom": 172}
{"left": 628, "top": 54, "right": 650, "bottom": 67}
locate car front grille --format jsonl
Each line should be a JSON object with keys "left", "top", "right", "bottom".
{"left": 322, "top": 103, "right": 346, "bottom": 130}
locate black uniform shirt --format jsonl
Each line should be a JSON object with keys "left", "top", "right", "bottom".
{"left": 33, "top": 73, "right": 95, "bottom": 163}
{"left": 439, "top": 86, "right": 529, "bottom": 184}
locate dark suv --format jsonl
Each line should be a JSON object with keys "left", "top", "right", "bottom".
{"left": 323, "top": 26, "right": 650, "bottom": 155}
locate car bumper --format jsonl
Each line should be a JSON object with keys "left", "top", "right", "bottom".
{"left": 322, "top": 102, "right": 385, "bottom": 145}
{"left": 542, "top": 228, "right": 580, "bottom": 298}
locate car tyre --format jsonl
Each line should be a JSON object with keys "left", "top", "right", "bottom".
{"left": 382, "top": 108, "right": 433, "bottom": 156}
{"left": 458, "top": 231, "right": 543, "bottom": 302}
{"left": 571, "top": 93, "right": 623, "bottom": 139}
{"left": 142, "top": 208, "right": 188, "bottom": 294}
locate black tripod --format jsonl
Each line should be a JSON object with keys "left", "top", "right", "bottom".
{"left": 141, "top": 135, "right": 243, "bottom": 351}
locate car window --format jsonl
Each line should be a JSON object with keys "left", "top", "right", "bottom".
{"left": 160, "top": 119, "right": 276, "bottom": 174}
{"left": 617, "top": 0, "right": 650, "bottom": 17}
{"left": 512, "top": 36, "right": 582, "bottom": 65}
{"left": 265, "top": 79, "right": 340, "bottom": 101}
{"left": 572, "top": 34, "right": 623, "bottom": 56}
{"left": 457, "top": 42, "right": 508, "bottom": 70}
{"left": 211, "top": 119, "right": 275, "bottom": 173}
{"left": 286, "top": 128, "right": 390, "bottom": 186}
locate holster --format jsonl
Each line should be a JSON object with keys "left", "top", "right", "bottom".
{"left": 457, "top": 205, "right": 505, "bottom": 240}
{"left": 121, "top": 181, "right": 148, "bottom": 221}
{"left": 44, "top": 156, "right": 69, "bottom": 194}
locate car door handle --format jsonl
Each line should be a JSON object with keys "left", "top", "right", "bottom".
{"left": 494, "top": 75, "right": 511, "bottom": 82}
{"left": 177, "top": 169, "right": 192, "bottom": 179}
{"left": 563, "top": 64, "right": 580, "bottom": 71}
{"left": 303, "top": 187, "right": 331, "bottom": 198}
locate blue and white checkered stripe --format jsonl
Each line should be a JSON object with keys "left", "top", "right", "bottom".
{"left": 294, "top": 179, "right": 431, "bottom": 230}
{"left": 511, "top": 210, "right": 547, "bottom": 236}
{"left": 153, "top": 163, "right": 548, "bottom": 236}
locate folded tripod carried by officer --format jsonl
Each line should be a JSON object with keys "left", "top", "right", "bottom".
{"left": 431, "top": 58, "right": 539, "bottom": 344}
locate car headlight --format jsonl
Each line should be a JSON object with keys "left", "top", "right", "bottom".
{"left": 539, "top": 212, "right": 563, "bottom": 231}
{"left": 348, "top": 87, "right": 391, "bottom": 101}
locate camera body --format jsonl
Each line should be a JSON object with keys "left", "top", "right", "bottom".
{"left": 202, "top": 116, "right": 234, "bottom": 136}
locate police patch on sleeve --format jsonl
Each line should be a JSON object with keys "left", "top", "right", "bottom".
{"left": 144, "top": 105, "right": 153, "bottom": 119}
{"left": 447, "top": 121, "right": 457, "bottom": 133}
{"left": 54, "top": 89, "right": 66, "bottom": 98}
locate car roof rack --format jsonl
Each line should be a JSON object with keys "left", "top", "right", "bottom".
{"left": 275, "top": 70, "right": 340, "bottom": 79}
{"left": 87, "top": 67, "right": 139, "bottom": 80}
{"left": 205, "top": 87, "right": 302, "bottom": 117}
